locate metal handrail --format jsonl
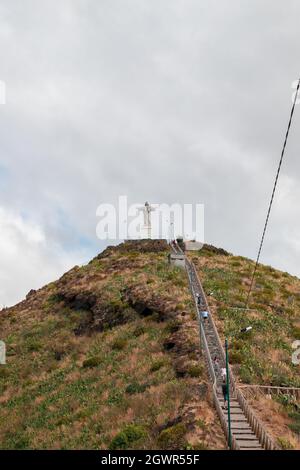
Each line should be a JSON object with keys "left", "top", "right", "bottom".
{"left": 199, "top": 316, "right": 240, "bottom": 450}
{"left": 183, "top": 253, "right": 279, "bottom": 450}
{"left": 239, "top": 384, "right": 300, "bottom": 400}
{"left": 185, "top": 257, "right": 239, "bottom": 449}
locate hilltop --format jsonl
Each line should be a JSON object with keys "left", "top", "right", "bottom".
{"left": 0, "top": 240, "right": 225, "bottom": 450}
{"left": 0, "top": 240, "right": 299, "bottom": 449}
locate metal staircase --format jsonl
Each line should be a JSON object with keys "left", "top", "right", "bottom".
{"left": 170, "top": 241, "right": 278, "bottom": 450}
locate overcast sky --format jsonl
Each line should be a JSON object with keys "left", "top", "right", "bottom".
{"left": 0, "top": 0, "right": 299, "bottom": 307}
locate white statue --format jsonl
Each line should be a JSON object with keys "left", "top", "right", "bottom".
{"left": 138, "top": 201, "right": 155, "bottom": 238}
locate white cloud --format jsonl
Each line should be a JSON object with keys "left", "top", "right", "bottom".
{"left": 0, "top": 207, "right": 87, "bottom": 307}
{"left": 0, "top": 0, "right": 299, "bottom": 305}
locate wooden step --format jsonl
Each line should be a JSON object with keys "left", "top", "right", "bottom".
{"left": 230, "top": 422, "right": 253, "bottom": 430}
{"left": 236, "top": 441, "right": 262, "bottom": 448}
{"left": 217, "top": 399, "right": 241, "bottom": 407}
{"left": 226, "top": 409, "right": 244, "bottom": 415}
{"left": 239, "top": 447, "right": 263, "bottom": 450}
{"left": 227, "top": 416, "right": 248, "bottom": 423}
{"left": 232, "top": 430, "right": 257, "bottom": 436}
{"left": 233, "top": 434, "right": 258, "bottom": 440}
{"left": 238, "top": 442, "right": 262, "bottom": 448}
{"left": 234, "top": 433, "right": 260, "bottom": 440}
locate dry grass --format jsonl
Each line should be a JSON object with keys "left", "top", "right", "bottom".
{"left": 249, "top": 395, "right": 300, "bottom": 450}
{"left": 0, "top": 241, "right": 225, "bottom": 450}
{"left": 190, "top": 245, "right": 300, "bottom": 446}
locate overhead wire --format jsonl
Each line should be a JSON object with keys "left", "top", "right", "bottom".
{"left": 245, "top": 79, "right": 300, "bottom": 307}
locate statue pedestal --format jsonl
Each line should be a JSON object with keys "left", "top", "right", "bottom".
{"left": 140, "top": 225, "right": 151, "bottom": 239}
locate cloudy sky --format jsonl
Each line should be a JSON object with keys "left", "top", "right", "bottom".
{"left": 0, "top": 0, "right": 299, "bottom": 306}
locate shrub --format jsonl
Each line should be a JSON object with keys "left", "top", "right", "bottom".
{"left": 157, "top": 423, "right": 187, "bottom": 450}
{"left": 125, "top": 381, "right": 148, "bottom": 395}
{"left": 132, "top": 325, "right": 145, "bottom": 337}
{"left": 3, "top": 430, "right": 30, "bottom": 449}
{"left": 150, "top": 359, "right": 166, "bottom": 372}
{"left": 229, "top": 351, "right": 244, "bottom": 364}
{"left": 109, "top": 424, "right": 146, "bottom": 450}
{"left": 55, "top": 348, "right": 67, "bottom": 361}
{"left": 277, "top": 437, "right": 294, "bottom": 450}
{"left": 230, "top": 261, "right": 242, "bottom": 267}
{"left": 0, "top": 368, "right": 9, "bottom": 378}
{"left": 26, "top": 339, "right": 42, "bottom": 352}
{"left": 270, "top": 372, "right": 292, "bottom": 387}
{"left": 287, "top": 410, "right": 300, "bottom": 435}
{"left": 176, "top": 303, "right": 185, "bottom": 311}
{"left": 276, "top": 393, "right": 294, "bottom": 407}
{"left": 239, "top": 366, "right": 253, "bottom": 384}
{"left": 123, "top": 424, "right": 146, "bottom": 443}
{"left": 47, "top": 293, "right": 63, "bottom": 305}
{"left": 82, "top": 356, "right": 102, "bottom": 368}
{"left": 289, "top": 421, "right": 300, "bottom": 435}
{"left": 109, "top": 299, "right": 127, "bottom": 313}
{"left": 187, "top": 364, "right": 203, "bottom": 378}
{"left": 109, "top": 432, "right": 128, "bottom": 450}
{"left": 291, "top": 325, "right": 300, "bottom": 340}
{"left": 111, "top": 337, "right": 127, "bottom": 351}
{"left": 165, "top": 319, "right": 181, "bottom": 333}
{"left": 146, "top": 312, "right": 160, "bottom": 322}
{"left": 196, "top": 419, "right": 207, "bottom": 431}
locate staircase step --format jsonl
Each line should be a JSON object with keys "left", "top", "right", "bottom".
{"left": 226, "top": 409, "right": 245, "bottom": 415}
{"left": 226, "top": 416, "right": 248, "bottom": 422}
{"left": 236, "top": 438, "right": 261, "bottom": 445}
{"left": 238, "top": 442, "right": 262, "bottom": 448}
{"left": 185, "top": 261, "right": 270, "bottom": 451}
{"left": 233, "top": 434, "right": 257, "bottom": 440}
{"left": 230, "top": 422, "right": 253, "bottom": 430}
{"left": 239, "top": 447, "right": 263, "bottom": 451}
{"left": 217, "top": 398, "right": 240, "bottom": 406}
{"left": 232, "top": 430, "right": 257, "bottom": 436}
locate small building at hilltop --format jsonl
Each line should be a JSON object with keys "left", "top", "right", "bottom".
{"left": 184, "top": 241, "right": 203, "bottom": 251}
{"left": 168, "top": 253, "right": 185, "bottom": 268}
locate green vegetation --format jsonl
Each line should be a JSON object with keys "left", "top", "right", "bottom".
{"left": 9, "top": 240, "right": 297, "bottom": 449}
{"left": 0, "top": 241, "right": 218, "bottom": 449}
{"left": 150, "top": 359, "right": 167, "bottom": 372}
{"left": 111, "top": 337, "right": 127, "bottom": 351}
{"left": 277, "top": 437, "right": 295, "bottom": 450}
{"left": 187, "top": 364, "right": 203, "bottom": 378}
{"left": 125, "top": 382, "right": 148, "bottom": 395}
{"left": 82, "top": 356, "right": 102, "bottom": 368}
{"left": 288, "top": 411, "right": 300, "bottom": 435}
{"left": 157, "top": 423, "right": 187, "bottom": 450}
{"left": 109, "top": 424, "right": 146, "bottom": 450}
{"left": 193, "top": 249, "right": 300, "bottom": 388}
{"left": 275, "top": 394, "right": 300, "bottom": 439}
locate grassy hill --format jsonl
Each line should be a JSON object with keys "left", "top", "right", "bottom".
{"left": 0, "top": 240, "right": 225, "bottom": 450}
{"left": 190, "top": 244, "right": 300, "bottom": 449}
{"left": 0, "top": 240, "right": 299, "bottom": 450}
{"left": 191, "top": 245, "right": 300, "bottom": 387}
